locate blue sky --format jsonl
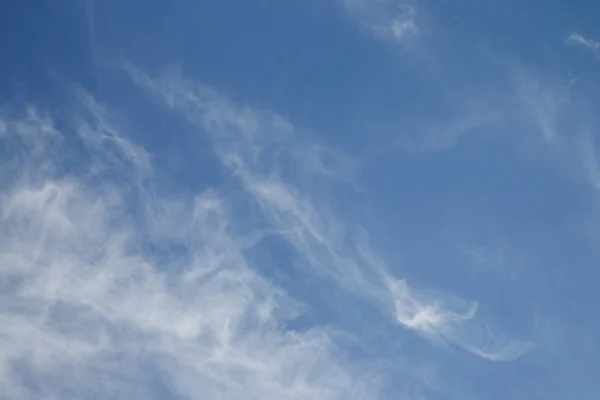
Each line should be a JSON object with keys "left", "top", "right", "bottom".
{"left": 2, "top": 0, "right": 600, "bottom": 399}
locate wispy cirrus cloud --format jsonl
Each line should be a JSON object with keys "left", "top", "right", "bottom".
{"left": 388, "top": 280, "right": 532, "bottom": 362}
{"left": 126, "top": 64, "right": 532, "bottom": 363}
{"left": 509, "top": 64, "right": 574, "bottom": 144}
{"left": 6, "top": 1, "right": 600, "bottom": 399}
{"left": 506, "top": 58, "right": 600, "bottom": 196}
{"left": 0, "top": 96, "right": 382, "bottom": 399}
{"left": 342, "top": 0, "right": 419, "bottom": 44}
{"left": 566, "top": 32, "right": 600, "bottom": 58}
{"left": 0, "top": 65, "right": 534, "bottom": 400}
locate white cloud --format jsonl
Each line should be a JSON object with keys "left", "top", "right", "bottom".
{"left": 388, "top": 280, "right": 532, "bottom": 361}
{"left": 391, "top": 20, "right": 417, "bottom": 42}
{"left": 566, "top": 32, "right": 600, "bottom": 58}
{"left": 342, "top": 1, "right": 418, "bottom": 44}
{"left": 126, "top": 65, "right": 532, "bottom": 363}
{"left": 0, "top": 99, "right": 381, "bottom": 399}
{"left": 390, "top": 7, "right": 418, "bottom": 41}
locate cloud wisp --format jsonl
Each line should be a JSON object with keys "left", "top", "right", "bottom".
{"left": 0, "top": 98, "right": 380, "bottom": 399}
{"left": 126, "top": 64, "right": 532, "bottom": 363}
{"left": 342, "top": 0, "right": 418, "bottom": 44}
{"left": 566, "top": 32, "right": 600, "bottom": 59}
{"left": 506, "top": 58, "right": 600, "bottom": 199}
{"left": 388, "top": 280, "right": 532, "bottom": 362}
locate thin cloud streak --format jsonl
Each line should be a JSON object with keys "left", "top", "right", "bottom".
{"left": 126, "top": 64, "right": 532, "bottom": 363}
{"left": 566, "top": 32, "right": 600, "bottom": 58}
{"left": 509, "top": 65, "right": 573, "bottom": 144}
{"left": 507, "top": 60, "right": 600, "bottom": 198}
{"left": 342, "top": 0, "right": 418, "bottom": 44}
